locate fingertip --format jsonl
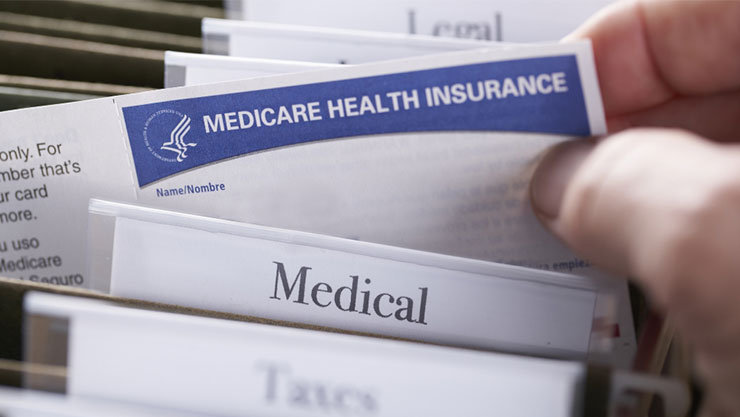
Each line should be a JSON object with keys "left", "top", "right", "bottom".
{"left": 530, "top": 140, "right": 594, "bottom": 222}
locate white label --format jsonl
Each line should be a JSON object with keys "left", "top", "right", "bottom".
{"left": 27, "top": 293, "right": 584, "bottom": 417}
{"left": 110, "top": 215, "right": 597, "bottom": 357}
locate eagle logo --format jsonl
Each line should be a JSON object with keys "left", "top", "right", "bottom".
{"left": 160, "top": 114, "right": 197, "bottom": 162}
{"left": 142, "top": 109, "right": 198, "bottom": 163}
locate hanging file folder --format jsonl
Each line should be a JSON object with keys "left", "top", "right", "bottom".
{"left": 23, "top": 292, "right": 688, "bottom": 417}
{"left": 88, "top": 199, "right": 617, "bottom": 360}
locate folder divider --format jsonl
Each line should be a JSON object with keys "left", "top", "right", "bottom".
{"left": 0, "top": 12, "right": 203, "bottom": 53}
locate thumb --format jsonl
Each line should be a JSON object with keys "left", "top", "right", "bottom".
{"left": 531, "top": 128, "right": 740, "bottom": 307}
{"left": 530, "top": 128, "right": 740, "bottom": 412}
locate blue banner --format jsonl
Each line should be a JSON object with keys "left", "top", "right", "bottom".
{"left": 122, "top": 55, "right": 590, "bottom": 186}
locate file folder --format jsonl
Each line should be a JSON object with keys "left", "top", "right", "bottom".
{"left": 225, "top": 0, "right": 616, "bottom": 42}
{"left": 201, "top": 18, "right": 495, "bottom": 63}
{"left": 0, "top": 30, "right": 163, "bottom": 87}
{"left": 0, "top": 86, "right": 99, "bottom": 111}
{"left": 164, "top": 51, "right": 335, "bottom": 87}
{"left": 22, "top": 292, "right": 689, "bottom": 417}
{"left": 0, "top": 0, "right": 223, "bottom": 37}
{"left": 0, "top": 12, "right": 202, "bottom": 53}
{"left": 88, "top": 199, "right": 616, "bottom": 360}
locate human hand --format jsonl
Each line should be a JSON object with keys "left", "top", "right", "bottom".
{"left": 529, "top": 1, "right": 740, "bottom": 415}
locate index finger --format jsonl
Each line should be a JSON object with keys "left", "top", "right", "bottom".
{"left": 567, "top": 0, "right": 740, "bottom": 117}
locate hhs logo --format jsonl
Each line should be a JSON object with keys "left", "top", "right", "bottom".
{"left": 142, "top": 109, "right": 197, "bottom": 163}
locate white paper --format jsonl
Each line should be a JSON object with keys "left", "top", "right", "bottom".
{"left": 202, "top": 19, "right": 499, "bottom": 63}
{"left": 226, "top": 0, "right": 616, "bottom": 42}
{"left": 26, "top": 292, "right": 586, "bottom": 417}
{"left": 165, "top": 51, "right": 337, "bottom": 87}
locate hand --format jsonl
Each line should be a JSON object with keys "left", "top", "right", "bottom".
{"left": 529, "top": 1, "right": 740, "bottom": 415}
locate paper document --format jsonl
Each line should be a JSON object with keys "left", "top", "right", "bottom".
{"left": 225, "top": 0, "right": 616, "bottom": 42}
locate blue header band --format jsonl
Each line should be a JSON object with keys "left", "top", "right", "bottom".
{"left": 122, "top": 55, "right": 590, "bottom": 186}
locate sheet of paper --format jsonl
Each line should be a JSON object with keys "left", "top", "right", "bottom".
{"left": 226, "top": 0, "right": 616, "bottom": 42}
{"left": 26, "top": 292, "right": 586, "bottom": 417}
{"left": 0, "top": 100, "right": 136, "bottom": 286}
{"left": 202, "top": 19, "right": 500, "bottom": 63}
{"left": 0, "top": 43, "right": 635, "bottom": 365}
{"left": 165, "top": 51, "right": 337, "bottom": 88}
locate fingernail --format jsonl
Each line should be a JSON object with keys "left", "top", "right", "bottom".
{"left": 531, "top": 140, "right": 594, "bottom": 220}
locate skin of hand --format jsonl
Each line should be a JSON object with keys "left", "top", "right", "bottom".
{"left": 528, "top": 1, "right": 740, "bottom": 415}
